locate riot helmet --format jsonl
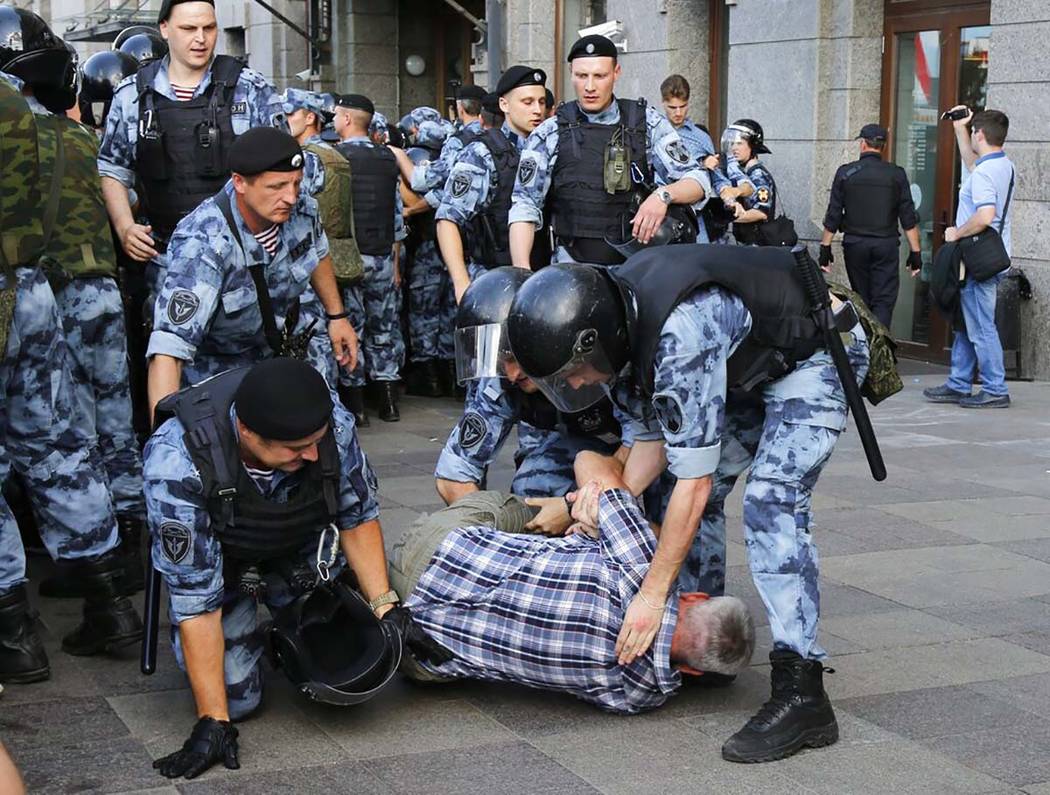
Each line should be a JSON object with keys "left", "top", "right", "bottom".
{"left": 78, "top": 49, "right": 138, "bottom": 128}
{"left": 506, "top": 264, "right": 629, "bottom": 412}
{"left": 454, "top": 266, "right": 531, "bottom": 384}
{"left": 112, "top": 25, "right": 157, "bottom": 51}
{"left": 0, "top": 6, "right": 76, "bottom": 112}
{"left": 604, "top": 194, "right": 698, "bottom": 260}
{"left": 116, "top": 30, "right": 167, "bottom": 67}
{"left": 269, "top": 579, "right": 402, "bottom": 706}
{"left": 721, "top": 118, "right": 771, "bottom": 157}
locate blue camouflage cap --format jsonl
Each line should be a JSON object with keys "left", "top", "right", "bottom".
{"left": 281, "top": 88, "right": 329, "bottom": 119}
{"left": 398, "top": 106, "right": 443, "bottom": 131}
{"left": 415, "top": 118, "right": 454, "bottom": 148}
{"left": 368, "top": 111, "right": 389, "bottom": 135}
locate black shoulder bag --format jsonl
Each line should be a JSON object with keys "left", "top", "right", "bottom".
{"left": 958, "top": 166, "right": 1014, "bottom": 282}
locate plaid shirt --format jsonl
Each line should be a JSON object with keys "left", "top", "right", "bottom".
{"left": 405, "top": 489, "right": 681, "bottom": 714}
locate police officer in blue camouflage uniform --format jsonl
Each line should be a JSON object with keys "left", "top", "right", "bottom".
{"left": 658, "top": 74, "right": 752, "bottom": 244}
{"left": 333, "top": 94, "right": 406, "bottom": 422}
{"left": 368, "top": 110, "right": 389, "bottom": 144}
{"left": 508, "top": 34, "right": 709, "bottom": 267}
{"left": 98, "top": 0, "right": 284, "bottom": 294}
{"left": 721, "top": 119, "right": 777, "bottom": 246}
{"left": 144, "top": 358, "right": 442, "bottom": 780}
{"left": 0, "top": 61, "right": 143, "bottom": 683}
{"left": 407, "top": 89, "right": 484, "bottom": 205}
{"left": 436, "top": 66, "right": 549, "bottom": 303}
{"left": 507, "top": 245, "right": 870, "bottom": 764}
{"left": 146, "top": 127, "right": 356, "bottom": 417}
{"left": 281, "top": 89, "right": 330, "bottom": 198}
{"left": 436, "top": 268, "right": 626, "bottom": 536}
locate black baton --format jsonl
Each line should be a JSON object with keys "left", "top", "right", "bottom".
{"left": 792, "top": 245, "right": 887, "bottom": 482}
{"left": 140, "top": 544, "right": 161, "bottom": 675}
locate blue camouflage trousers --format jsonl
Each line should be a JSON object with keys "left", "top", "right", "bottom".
{"left": 55, "top": 276, "right": 145, "bottom": 518}
{"left": 0, "top": 268, "right": 119, "bottom": 593}
{"left": 688, "top": 332, "right": 870, "bottom": 660}
{"left": 513, "top": 423, "right": 618, "bottom": 498}
{"left": 171, "top": 572, "right": 304, "bottom": 720}
{"left": 340, "top": 253, "right": 404, "bottom": 386}
{"left": 406, "top": 240, "right": 456, "bottom": 362}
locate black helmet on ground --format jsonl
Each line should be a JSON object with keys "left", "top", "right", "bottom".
{"left": 78, "top": 49, "right": 138, "bottom": 128}
{"left": 454, "top": 266, "right": 531, "bottom": 384}
{"left": 721, "top": 118, "right": 771, "bottom": 156}
{"left": 268, "top": 579, "right": 402, "bottom": 706}
{"left": 506, "top": 264, "right": 629, "bottom": 413}
{"left": 116, "top": 30, "right": 167, "bottom": 67}
{"left": 0, "top": 6, "right": 76, "bottom": 112}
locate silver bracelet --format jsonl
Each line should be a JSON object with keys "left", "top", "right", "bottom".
{"left": 637, "top": 590, "right": 665, "bottom": 611}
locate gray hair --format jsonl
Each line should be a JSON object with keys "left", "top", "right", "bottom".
{"left": 678, "top": 596, "right": 755, "bottom": 675}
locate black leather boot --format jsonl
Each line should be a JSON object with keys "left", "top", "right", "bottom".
{"left": 337, "top": 383, "right": 369, "bottom": 428}
{"left": 374, "top": 381, "right": 400, "bottom": 423}
{"left": 721, "top": 650, "right": 838, "bottom": 763}
{"left": 404, "top": 360, "right": 444, "bottom": 398}
{"left": 39, "top": 515, "right": 144, "bottom": 598}
{"left": 0, "top": 585, "right": 49, "bottom": 683}
{"left": 61, "top": 551, "right": 144, "bottom": 656}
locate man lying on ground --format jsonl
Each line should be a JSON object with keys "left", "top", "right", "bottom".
{"left": 389, "top": 456, "right": 755, "bottom": 714}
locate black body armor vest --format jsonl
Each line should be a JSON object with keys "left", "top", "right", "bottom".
{"left": 337, "top": 143, "right": 398, "bottom": 255}
{"left": 156, "top": 368, "right": 341, "bottom": 564}
{"left": 609, "top": 245, "right": 822, "bottom": 397}
{"left": 551, "top": 99, "right": 650, "bottom": 265}
{"left": 465, "top": 128, "right": 550, "bottom": 270}
{"left": 841, "top": 156, "right": 903, "bottom": 238}
{"left": 515, "top": 389, "right": 622, "bottom": 446}
{"left": 135, "top": 56, "right": 244, "bottom": 242}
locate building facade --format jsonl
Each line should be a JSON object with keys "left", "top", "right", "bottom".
{"left": 24, "top": 0, "right": 1050, "bottom": 378}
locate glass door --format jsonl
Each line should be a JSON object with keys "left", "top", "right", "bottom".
{"left": 881, "top": 4, "right": 990, "bottom": 362}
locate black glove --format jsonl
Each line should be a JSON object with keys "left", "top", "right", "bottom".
{"left": 907, "top": 250, "right": 923, "bottom": 271}
{"left": 154, "top": 717, "right": 240, "bottom": 780}
{"left": 383, "top": 605, "right": 454, "bottom": 665}
{"left": 818, "top": 244, "right": 834, "bottom": 269}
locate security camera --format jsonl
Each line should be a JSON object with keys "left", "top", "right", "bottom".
{"left": 295, "top": 68, "right": 312, "bottom": 82}
{"left": 577, "top": 20, "right": 627, "bottom": 51}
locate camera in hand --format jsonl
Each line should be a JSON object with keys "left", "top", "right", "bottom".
{"left": 940, "top": 107, "right": 970, "bottom": 122}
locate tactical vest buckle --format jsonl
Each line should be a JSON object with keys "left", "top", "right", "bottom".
{"left": 217, "top": 487, "right": 237, "bottom": 501}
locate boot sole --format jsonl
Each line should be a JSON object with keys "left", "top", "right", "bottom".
{"left": 923, "top": 393, "right": 966, "bottom": 403}
{"left": 722, "top": 722, "right": 839, "bottom": 763}
{"left": 62, "top": 630, "right": 143, "bottom": 657}
{"left": 0, "top": 665, "right": 51, "bottom": 684}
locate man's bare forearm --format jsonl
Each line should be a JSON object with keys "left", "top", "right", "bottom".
{"left": 309, "top": 256, "right": 345, "bottom": 315}
{"left": 339, "top": 518, "right": 393, "bottom": 609}
{"left": 904, "top": 226, "right": 921, "bottom": 253}
{"left": 620, "top": 440, "right": 667, "bottom": 496}
{"left": 179, "top": 611, "right": 230, "bottom": 720}
{"left": 667, "top": 177, "right": 703, "bottom": 205}
{"left": 436, "top": 478, "right": 478, "bottom": 506}
{"left": 437, "top": 220, "right": 471, "bottom": 291}
{"left": 641, "top": 475, "right": 712, "bottom": 598}
{"left": 148, "top": 354, "right": 183, "bottom": 424}
{"left": 509, "top": 222, "right": 536, "bottom": 268}
{"left": 101, "top": 175, "right": 135, "bottom": 235}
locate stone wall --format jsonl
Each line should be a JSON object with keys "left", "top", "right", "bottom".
{"left": 504, "top": 0, "right": 559, "bottom": 95}
{"left": 987, "top": 0, "right": 1050, "bottom": 378}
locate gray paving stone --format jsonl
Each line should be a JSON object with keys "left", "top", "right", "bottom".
{"left": 175, "top": 762, "right": 392, "bottom": 794}
{"left": 1000, "top": 631, "right": 1050, "bottom": 656}
{"left": 926, "top": 598, "right": 1050, "bottom": 636}
{"left": 838, "top": 685, "right": 1023, "bottom": 739}
{"left": 364, "top": 741, "right": 600, "bottom": 794}
{"left": 0, "top": 695, "right": 130, "bottom": 752}
{"left": 969, "top": 672, "right": 1050, "bottom": 718}
{"left": 9, "top": 736, "right": 159, "bottom": 794}
{"left": 820, "top": 609, "right": 979, "bottom": 651}
{"left": 921, "top": 717, "right": 1050, "bottom": 787}
{"left": 813, "top": 506, "right": 972, "bottom": 552}
{"left": 998, "top": 537, "right": 1050, "bottom": 563}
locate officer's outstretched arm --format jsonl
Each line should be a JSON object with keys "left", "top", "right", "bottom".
{"left": 339, "top": 519, "right": 395, "bottom": 615}
{"left": 148, "top": 354, "right": 183, "bottom": 425}
{"left": 620, "top": 440, "right": 667, "bottom": 497}
{"left": 436, "top": 478, "right": 479, "bottom": 506}
{"left": 509, "top": 221, "right": 536, "bottom": 269}
{"left": 178, "top": 611, "right": 229, "bottom": 721}
{"left": 436, "top": 220, "right": 472, "bottom": 304}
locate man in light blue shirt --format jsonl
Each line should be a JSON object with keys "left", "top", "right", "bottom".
{"left": 924, "top": 108, "right": 1015, "bottom": 408}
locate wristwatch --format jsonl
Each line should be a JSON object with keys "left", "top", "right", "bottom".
{"left": 658, "top": 189, "right": 673, "bottom": 205}
{"left": 368, "top": 589, "right": 400, "bottom": 612}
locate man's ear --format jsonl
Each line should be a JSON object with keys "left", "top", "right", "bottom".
{"left": 680, "top": 592, "right": 709, "bottom": 604}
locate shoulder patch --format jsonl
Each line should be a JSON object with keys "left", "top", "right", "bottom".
{"left": 665, "top": 139, "right": 690, "bottom": 165}
{"left": 167, "top": 290, "right": 200, "bottom": 325}
{"left": 458, "top": 411, "right": 487, "bottom": 450}
{"left": 230, "top": 101, "right": 248, "bottom": 114}
{"left": 160, "top": 521, "right": 192, "bottom": 564}
{"left": 652, "top": 393, "right": 684, "bottom": 436}
{"left": 517, "top": 158, "right": 537, "bottom": 186}
{"left": 450, "top": 172, "right": 472, "bottom": 198}
{"left": 756, "top": 186, "right": 771, "bottom": 204}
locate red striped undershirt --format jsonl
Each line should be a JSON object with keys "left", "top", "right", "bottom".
{"left": 253, "top": 225, "right": 279, "bottom": 256}
{"left": 170, "top": 83, "right": 197, "bottom": 101}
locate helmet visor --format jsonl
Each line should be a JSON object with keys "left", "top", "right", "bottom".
{"left": 720, "top": 126, "right": 747, "bottom": 156}
{"left": 527, "top": 331, "right": 619, "bottom": 413}
{"left": 454, "top": 322, "right": 511, "bottom": 384}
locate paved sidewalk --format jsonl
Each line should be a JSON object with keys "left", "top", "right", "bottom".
{"left": 5, "top": 367, "right": 1050, "bottom": 794}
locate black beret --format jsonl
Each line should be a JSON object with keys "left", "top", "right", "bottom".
{"left": 234, "top": 358, "right": 333, "bottom": 441}
{"left": 336, "top": 93, "right": 375, "bottom": 115}
{"left": 857, "top": 123, "right": 888, "bottom": 141}
{"left": 456, "top": 84, "right": 487, "bottom": 102}
{"left": 545, "top": 88, "right": 555, "bottom": 108}
{"left": 567, "top": 34, "right": 617, "bottom": 62}
{"left": 481, "top": 92, "right": 501, "bottom": 116}
{"left": 496, "top": 65, "right": 547, "bottom": 97}
{"left": 158, "top": 0, "right": 214, "bottom": 24}
{"left": 228, "top": 127, "right": 304, "bottom": 176}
